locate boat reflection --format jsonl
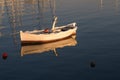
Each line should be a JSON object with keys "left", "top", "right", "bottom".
{"left": 21, "top": 35, "right": 77, "bottom": 56}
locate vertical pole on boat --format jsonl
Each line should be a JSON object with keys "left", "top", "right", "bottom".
{"left": 52, "top": 16, "right": 57, "bottom": 32}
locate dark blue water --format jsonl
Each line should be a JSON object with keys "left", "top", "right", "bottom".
{"left": 1, "top": 0, "right": 120, "bottom": 80}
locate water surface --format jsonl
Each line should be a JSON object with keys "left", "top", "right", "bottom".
{"left": 0, "top": 0, "right": 120, "bottom": 80}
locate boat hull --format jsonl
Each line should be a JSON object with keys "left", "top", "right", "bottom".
{"left": 20, "top": 23, "right": 77, "bottom": 44}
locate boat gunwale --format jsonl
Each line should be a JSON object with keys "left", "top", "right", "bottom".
{"left": 22, "top": 26, "right": 77, "bottom": 35}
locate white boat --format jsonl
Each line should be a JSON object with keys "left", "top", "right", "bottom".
{"left": 20, "top": 18, "right": 77, "bottom": 44}
{"left": 21, "top": 35, "right": 77, "bottom": 56}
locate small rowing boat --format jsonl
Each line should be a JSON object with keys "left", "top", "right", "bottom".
{"left": 20, "top": 17, "right": 77, "bottom": 44}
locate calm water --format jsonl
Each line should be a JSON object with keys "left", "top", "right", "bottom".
{"left": 0, "top": 0, "right": 120, "bottom": 80}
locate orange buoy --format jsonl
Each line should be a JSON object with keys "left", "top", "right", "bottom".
{"left": 2, "top": 52, "right": 8, "bottom": 60}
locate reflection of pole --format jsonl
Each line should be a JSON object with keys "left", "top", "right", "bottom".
{"left": 37, "top": 0, "right": 41, "bottom": 28}
{"left": 53, "top": 0, "right": 56, "bottom": 16}
{"left": 115, "top": 0, "right": 118, "bottom": 11}
{"left": 17, "top": 0, "right": 23, "bottom": 27}
{"left": 5, "top": 0, "right": 23, "bottom": 45}
{"left": 40, "top": 0, "right": 45, "bottom": 28}
{"left": 49, "top": 0, "right": 56, "bottom": 17}
{"left": 53, "top": 48, "right": 58, "bottom": 56}
{"left": 100, "top": 0, "right": 103, "bottom": 9}
{"left": 11, "top": 0, "right": 18, "bottom": 44}
{"left": 115, "top": 0, "right": 119, "bottom": 15}
{"left": 31, "top": 0, "right": 37, "bottom": 29}
{"left": 0, "top": 0, "right": 4, "bottom": 24}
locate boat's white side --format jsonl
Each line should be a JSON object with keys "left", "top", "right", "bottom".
{"left": 20, "top": 22, "right": 77, "bottom": 43}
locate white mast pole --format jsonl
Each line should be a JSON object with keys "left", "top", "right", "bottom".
{"left": 52, "top": 16, "right": 57, "bottom": 32}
